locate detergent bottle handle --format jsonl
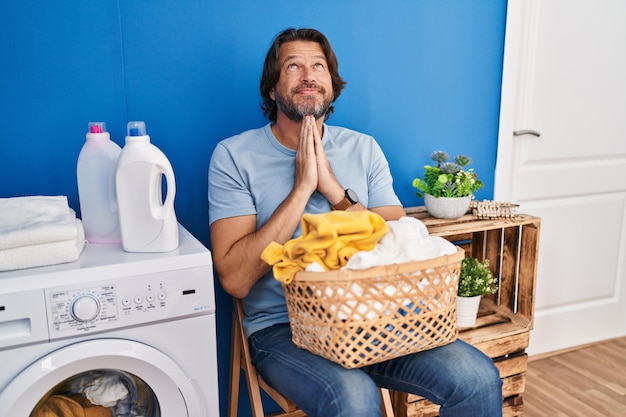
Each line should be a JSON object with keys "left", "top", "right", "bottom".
{"left": 150, "top": 164, "right": 176, "bottom": 220}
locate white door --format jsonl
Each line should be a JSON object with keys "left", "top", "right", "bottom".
{"left": 495, "top": 0, "right": 626, "bottom": 355}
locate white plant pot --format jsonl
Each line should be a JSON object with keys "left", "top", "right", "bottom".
{"left": 423, "top": 194, "right": 472, "bottom": 219}
{"left": 456, "top": 295, "right": 482, "bottom": 327}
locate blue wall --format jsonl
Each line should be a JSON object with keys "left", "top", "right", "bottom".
{"left": 0, "top": 1, "right": 506, "bottom": 416}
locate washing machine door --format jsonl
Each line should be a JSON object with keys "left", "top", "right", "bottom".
{"left": 0, "top": 339, "right": 207, "bottom": 417}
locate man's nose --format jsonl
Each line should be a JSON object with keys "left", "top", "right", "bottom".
{"left": 301, "top": 67, "right": 315, "bottom": 83}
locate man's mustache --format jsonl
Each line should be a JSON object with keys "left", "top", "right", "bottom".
{"left": 292, "top": 84, "right": 326, "bottom": 94}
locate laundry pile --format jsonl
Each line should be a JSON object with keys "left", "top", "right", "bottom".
{"left": 30, "top": 370, "right": 149, "bottom": 417}
{"left": 30, "top": 394, "right": 112, "bottom": 417}
{"left": 342, "top": 215, "right": 457, "bottom": 269}
{"left": 262, "top": 212, "right": 457, "bottom": 283}
{"left": 0, "top": 195, "right": 86, "bottom": 271}
{"left": 261, "top": 210, "right": 389, "bottom": 283}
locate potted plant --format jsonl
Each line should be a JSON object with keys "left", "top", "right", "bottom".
{"left": 457, "top": 257, "right": 498, "bottom": 327}
{"left": 412, "top": 150, "right": 484, "bottom": 219}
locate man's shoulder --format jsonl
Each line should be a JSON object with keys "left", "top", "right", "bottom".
{"left": 325, "top": 124, "right": 374, "bottom": 141}
{"left": 219, "top": 124, "right": 269, "bottom": 147}
{"left": 326, "top": 124, "right": 364, "bottom": 135}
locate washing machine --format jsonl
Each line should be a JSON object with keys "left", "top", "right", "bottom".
{"left": 0, "top": 225, "right": 220, "bottom": 417}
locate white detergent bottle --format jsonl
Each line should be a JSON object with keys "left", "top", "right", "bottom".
{"left": 115, "top": 121, "right": 179, "bottom": 252}
{"left": 77, "top": 121, "right": 122, "bottom": 243}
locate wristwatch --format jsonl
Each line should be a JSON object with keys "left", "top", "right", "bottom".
{"left": 332, "top": 189, "right": 359, "bottom": 210}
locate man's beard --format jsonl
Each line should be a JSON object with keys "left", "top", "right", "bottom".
{"left": 274, "top": 84, "right": 333, "bottom": 122}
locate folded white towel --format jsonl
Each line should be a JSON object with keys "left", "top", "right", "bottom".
{"left": 0, "top": 196, "right": 86, "bottom": 271}
{"left": 345, "top": 216, "right": 457, "bottom": 270}
{"left": 0, "top": 195, "right": 78, "bottom": 249}
{"left": 0, "top": 218, "right": 86, "bottom": 271}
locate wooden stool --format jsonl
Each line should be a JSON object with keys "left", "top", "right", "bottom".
{"left": 228, "top": 298, "right": 395, "bottom": 417}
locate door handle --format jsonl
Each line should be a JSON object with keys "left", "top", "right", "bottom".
{"left": 513, "top": 129, "right": 541, "bottom": 137}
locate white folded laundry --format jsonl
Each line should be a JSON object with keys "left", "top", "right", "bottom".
{"left": 0, "top": 195, "right": 78, "bottom": 249}
{"left": 0, "top": 218, "right": 85, "bottom": 271}
{"left": 0, "top": 196, "right": 87, "bottom": 271}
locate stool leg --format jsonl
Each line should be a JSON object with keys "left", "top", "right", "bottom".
{"left": 229, "top": 312, "right": 242, "bottom": 417}
{"left": 234, "top": 303, "right": 267, "bottom": 417}
{"left": 380, "top": 388, "right": 395, "bottom": 417}
{"left": 244, "top": 362, "right": 267, "bottom": 417}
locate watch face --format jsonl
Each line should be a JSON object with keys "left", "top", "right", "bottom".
{"left": 346, "top": 188, "right": 358, "bottom": 204}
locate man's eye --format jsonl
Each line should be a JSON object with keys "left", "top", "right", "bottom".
{"left": 287, "top": 63, "right": 298, "bottom": 70}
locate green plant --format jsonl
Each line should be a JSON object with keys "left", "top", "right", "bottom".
{"left": 412, "top": 150, "right": 484, "bottom": 198}
{"left": 458, "top": 257, "right": 498, "bottom": 297}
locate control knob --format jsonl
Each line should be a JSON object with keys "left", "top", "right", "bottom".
{"left": 70, "top": 294, "right": 100, "bottom": 322}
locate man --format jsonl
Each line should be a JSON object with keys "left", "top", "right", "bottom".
{"left": 208, "top": 28, "right": 502, "bottom": 417}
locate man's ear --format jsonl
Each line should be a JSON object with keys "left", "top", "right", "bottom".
{"left": 269, "top": 88, "right": 275, "bottom": 100}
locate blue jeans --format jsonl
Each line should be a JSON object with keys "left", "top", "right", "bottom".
{"left": 249, "top": 323, "right": 503, "bottom": 417}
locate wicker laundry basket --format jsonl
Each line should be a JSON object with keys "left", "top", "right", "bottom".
{"left": 282, "top": 247, "right": 464, "bottom": 369}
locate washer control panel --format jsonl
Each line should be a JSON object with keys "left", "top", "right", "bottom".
{"left": 44, "top": 265, "right": 213, "bottom": 338}
{"left": 49, "top": 285, "right": 117, "bottom": 332}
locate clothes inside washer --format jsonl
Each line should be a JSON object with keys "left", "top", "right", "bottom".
{"left": 30, "top": 370, "right": 159, "bottom": 417}
{"left": 30, "top": 394, "right": 112, "bottom": 417}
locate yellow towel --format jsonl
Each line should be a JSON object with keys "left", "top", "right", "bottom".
{"left": 262, "top": 211, "right": 389, "bottom": 283}
{"left": 30, "top": 394, "right": 113, "bottom": 417}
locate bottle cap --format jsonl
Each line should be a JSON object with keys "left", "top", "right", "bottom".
{"left": 127, "top": 121, "right": 147, "bottom": 137}
{"left": 88, "top": 122, "right": 106, "bottom": 134}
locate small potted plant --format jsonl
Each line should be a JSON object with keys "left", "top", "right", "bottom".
{"left": 412, "top": 150, "right": 484, "bottom": 219}
{"left": 457, "top": 257, "right": 498, "bottom": 327}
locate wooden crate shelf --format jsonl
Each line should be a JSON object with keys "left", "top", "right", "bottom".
{"left": 391, "top": 207, "right": 541, "bottom": 417}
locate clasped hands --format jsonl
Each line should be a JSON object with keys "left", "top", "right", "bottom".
{"left": 295, "top": 115, "right": 345, "bottom": 206}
